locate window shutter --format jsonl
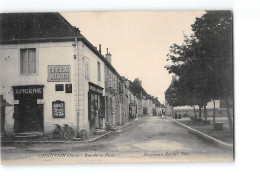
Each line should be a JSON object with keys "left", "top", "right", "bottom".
{"left": 20, "top": 49, "right": 28, "bottom": 74}
{"left": 109, "top": 71, "right": 112, "bottom": 87}
{"left": 20, "top": 48, "right": 36, "bottom": 75}
{"left": 113, "top": 75, "right": 116, "bottom": 89}
{"left": 28, "top": 49, "right": 36, "bottom": 74}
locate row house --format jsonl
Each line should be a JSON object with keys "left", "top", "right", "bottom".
{"left": 150, "top": 96, "right": 165, "bottom": 116}
{"left": 104, "top": 50, "right": 129, "bottom": 130}
{"left": 147, "top": 96, "right": 154, "bottom": 116}
{"left": 123, "top": 78, "right": 138, "bottom": 120}
{"left": 122, "top": 77, "right": 163, "bottom": 119}
{"left": 132, "top": 78, "right": 151, "bottom": 117}
{"left": 0, "top": 13, "right": 108, "bottom": 136}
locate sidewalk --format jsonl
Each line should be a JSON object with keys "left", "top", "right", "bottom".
{"left": 1, "top": 122, "right": 133, "bottom": 145}
{"left": 169, "top": 116, "right": 233, "bottom": 149}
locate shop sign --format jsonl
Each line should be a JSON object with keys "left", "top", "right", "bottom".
{"left": 47, "top": 65, "right": 70, "bottom": 82}
{"left": 52, "top": 100, "right": 65, "bottom": 118}
{"left": 89, "top": 84, "right": 103, "bottom": 94}
{"left": 13, "top": 85, "right": 44, "bottom": 100}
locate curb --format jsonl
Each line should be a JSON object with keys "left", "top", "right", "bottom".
{"left": 116, "top": 122, "right": 132, "bottom": 130}
{"left": 172, "top": 119, "right": 233, "bottom": 149}
{"left": 88, "top": 122, "right": 133, "bottom": 142}
{"left": 87, "top": 131, "right": 114, "bottom": 142}
{"left": 1, "top": 122, "right": 133, "bottom": 144}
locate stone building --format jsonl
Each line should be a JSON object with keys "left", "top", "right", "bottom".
{"left": 123, "top": 79, "right": 138, "bottom": 120}
{"left": 104, "top": 49, "right": 129, "bottom": 130}
{"left": 131, "top": 78, "right": 151, "bottom": 117}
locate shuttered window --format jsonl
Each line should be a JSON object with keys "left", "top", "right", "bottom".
{"left": 112, "top": 75, "right": 116, "bottom": 89}
{"left": 97, "top": 61, "right": 101, "bottom": 81}
{"left": 109, "top": 71, "right": 112, "bottom": 87}
{"left": 20, "top": 48, "right": 36, "bottom": 75}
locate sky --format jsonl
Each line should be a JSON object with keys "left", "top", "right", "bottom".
{"left": 61, "top": 11, "right": 205, "bottom": 103}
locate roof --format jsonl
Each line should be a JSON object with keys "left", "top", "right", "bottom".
{"left": 0, "top": 13, "right": 81, "bottom": 43}
{"left": 150, "top": 96, "right": 163, "bottom": 107}
{"left": 128, "top": 80, "right": 137, "bottom": 96}
{"left": 0, "top": 12, "right": 123, "bottom": 81}
{"left": 131, "top": 79, "right": 150, "bottom": 99}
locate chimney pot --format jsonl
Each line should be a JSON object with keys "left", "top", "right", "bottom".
{"left": 105, "top": 49, "right": 112, "bottom": 64}
{"left": 99, "top": 44, "right": 101, "bottom": 53}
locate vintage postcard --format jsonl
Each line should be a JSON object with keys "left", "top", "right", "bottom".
{"left": 0, "top": 11, "right": 234, "bottom": 164}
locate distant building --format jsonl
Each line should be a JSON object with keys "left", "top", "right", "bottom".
{"left": 132, "top": 78, "right": 150, "bottom": 117}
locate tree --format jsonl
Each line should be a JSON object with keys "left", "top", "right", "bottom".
{"left": 165, "top": 33, "right": 211, "bottom": 119}
{"left": 192, "top": 11, "right": 233, "bottom": 131}
{"left": 165, "top": 11, "right": 233, "bottom": 131}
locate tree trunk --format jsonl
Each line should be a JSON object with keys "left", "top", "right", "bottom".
{"left": 171, "top": 106, "right": 174, "bottom": 118}
{"left": 199, "top": 106, "right": 202, "bottom": 119}
{"left": 204, "top": 105, "right": 207, "bottom": 120}
{"left": 225, "top": 98, "right": 233, "bottom": 132}
{"left": 193, "top": 106, "right": 197, "bottom": 118}
{"left": 213, "top": 100, "right": 216, "bottom": 123}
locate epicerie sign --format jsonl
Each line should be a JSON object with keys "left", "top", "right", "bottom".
{"left": 47, "top": 65, "right": 71, "bottom": 82}
{"left": 15, "top": 88, "right": 42, "bottom": 94}
{"left": 12, "top": 85, "right": 44, "bottom": 100}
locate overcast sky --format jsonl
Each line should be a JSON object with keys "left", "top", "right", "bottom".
{"left": 61, "top": 11, "right": 204, "bottom": 103}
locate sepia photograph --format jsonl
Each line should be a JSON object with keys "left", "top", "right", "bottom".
{"left": 0, "top": 10, "right": 234, "bottom": 165}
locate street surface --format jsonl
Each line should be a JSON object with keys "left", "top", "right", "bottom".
{"left": 1, "top": 116, "right": 233, "bottom": 164}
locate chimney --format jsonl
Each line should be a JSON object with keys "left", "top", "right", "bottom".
{"left": 99, "top": 44, "right": 102, "bottom": 54}
{"left": 125, "top": 80, "right": 130, "bottom": 88}
{"left": 105, "top": 48, "right": 112, "bottom": 64}
{"left": 134, "top": 78, "right": 142, "bottom": 87}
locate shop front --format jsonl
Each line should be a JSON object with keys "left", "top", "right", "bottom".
{"left": 12, "top": 85, "right": 44, "bottom": 133}
{"left": 88, "top": 82, "right": 105, "bottom": 130}
{"left": 129, "top": 103, "right": 136, "bottom": 120}
{"left": 143, "top": 107, "right": 147, "bottom": 116}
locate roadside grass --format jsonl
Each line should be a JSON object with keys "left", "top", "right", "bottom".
{"left": 176, "top": 117, "right": 233, "bottom": 144}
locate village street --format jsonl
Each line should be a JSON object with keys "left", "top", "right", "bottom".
{"left": 1, "top": 116, "right": 233, "bottom": 164}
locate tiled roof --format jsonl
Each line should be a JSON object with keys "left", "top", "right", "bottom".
{"left": 0, "top": 12, "right": 125, "bottom": 83}
{"left": 0, "top": 13, "right": 82, "bottom": 44}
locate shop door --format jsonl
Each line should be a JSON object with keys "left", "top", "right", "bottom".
{"left": 15, "top": 99, "right": 43, "bottom": 133}
{"left": 88, "top": 92, "right": 97, "bottom": 129}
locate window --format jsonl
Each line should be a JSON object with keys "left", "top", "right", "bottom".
{"left": 97, "top": 61, "right": 101, "bottom": 81}
{"left": 119, "top": 82, "right": 123, "bottom": 94}
{"left": 85, "top": 58, "right": 90, "bottom": 80}
{"left": 109, "top": 71, "right": 112, "bottom": 87}
{"left": 20, "top": 48, "right": 37, "bottom": 75}
{"left": 112, "top": 75, "right": 116, "bottom": 89}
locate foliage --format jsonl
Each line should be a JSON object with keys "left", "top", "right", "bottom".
{"left": 165, "top": 11, "right": 233, "bottom": 108}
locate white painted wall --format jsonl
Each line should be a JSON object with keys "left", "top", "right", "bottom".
{"left": 83, "top": 46, "right": 105, "bottom": 90}
{"left": 0, "top": 42, "right": 77, "bottom": 134}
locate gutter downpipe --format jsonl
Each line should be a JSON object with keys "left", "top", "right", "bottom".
{"left": 75, "top": 38, "right": 80, "bottom": 132}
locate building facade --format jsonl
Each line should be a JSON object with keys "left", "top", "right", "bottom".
{"left": 104, "top": 50, "right": 129, "bottom": 130}
{"left": 0, "top": 13, "right": 107, "bottom": 136}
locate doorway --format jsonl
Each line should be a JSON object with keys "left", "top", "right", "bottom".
{"left": 14, "top": 99, "right": 43, "bottom": 133}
